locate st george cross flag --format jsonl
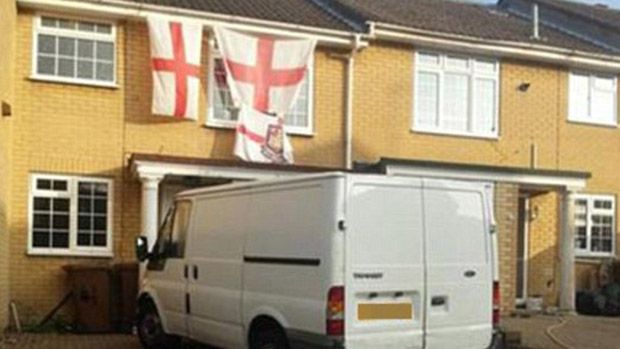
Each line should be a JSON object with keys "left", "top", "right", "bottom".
{"left": 148, "top": 16, "right": 203, "bottom": 120}
{"left": 214, "top": 27, "right": 316, "bottom": 163}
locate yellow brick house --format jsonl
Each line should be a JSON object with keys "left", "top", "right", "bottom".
{"left": 1, "top": 0, "right": 620, "bottom": 329}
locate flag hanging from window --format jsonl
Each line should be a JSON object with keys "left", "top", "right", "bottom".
{"left": 148, "top": 16, "right": 203, "bottom": 120}
{"left": 214, "top": 27, "right": 316, "bottom": 164}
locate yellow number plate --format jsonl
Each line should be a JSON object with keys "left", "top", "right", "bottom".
{"left": 357, "top": 303, "right": 413, "bottom": 320}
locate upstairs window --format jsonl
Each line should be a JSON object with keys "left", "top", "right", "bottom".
{"left": 574, "top": 195, "right": 615, "bottom": 257}
{"left": 414, "top": 52, "right": 499, "bottom": 138}
{"left": 569, "top": 72, "right": 617, "bottom": 126}
{"left": 207, "top": 46, "right": 314, "bottom": 136}
{"left": 29, "top": 174, "right": 113, "bottom": 257}
{"left": 33, "top": 16, "right": 116, "bottom": 86}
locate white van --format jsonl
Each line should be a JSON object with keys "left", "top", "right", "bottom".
{"left": 135, "top": 173, "right": 503, "bottom": 349}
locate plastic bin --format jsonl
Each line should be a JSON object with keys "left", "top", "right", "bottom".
{"left": 113, "top": 262, "right": 139, "bottom": 333}
{"left": 63, "top": 264, "right": 116, "bottom": 333}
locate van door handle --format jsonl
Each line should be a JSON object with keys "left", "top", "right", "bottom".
{"left": 193, "top": 265, "right": 198, "bottom": 280}
{"left": 464, "top": 270, "right": 477, "bottom": 278}
{"left": 431, "top": 296, "right": 446, "bottom": 306}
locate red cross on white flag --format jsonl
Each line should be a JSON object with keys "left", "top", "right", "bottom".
{"left": 148, "top": 17, "right": 203, "bottom": 120}
{"left": 215, "top": 27, "right": 316, "bottom": 163}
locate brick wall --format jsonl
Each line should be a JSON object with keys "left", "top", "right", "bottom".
{"left": 495, "top": 183, "right": 519, "bottom": 314}
{"left": 0, "top": 0, "right": 17, "bottom": 331}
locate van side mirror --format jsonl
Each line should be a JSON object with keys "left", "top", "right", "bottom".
{"left": 136, "top": 236, "right": 150, "bottom": 262}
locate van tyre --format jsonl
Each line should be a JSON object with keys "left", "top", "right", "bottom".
{"left": 137, "top": 301, "right": 180, "bottom": 349}
{"left": 250, "top": 324, "right": 289, "bottom": 349}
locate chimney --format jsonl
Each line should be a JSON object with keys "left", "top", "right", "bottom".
{"left": 531, "top": 2, "right": 540, "bottom": 40}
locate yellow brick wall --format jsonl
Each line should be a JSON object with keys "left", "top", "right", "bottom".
{"left": 9, "top": 13, "right": 347, "bottom": 323}
{"left": 0, "top": 0, "right": 17, "bottom": 330}
{"left": 495, "top": 184, "right": 519, "bottom": 313}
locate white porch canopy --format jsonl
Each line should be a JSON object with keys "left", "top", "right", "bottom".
{"left": 129, "top": 153, "right": 344, "bottom": 256}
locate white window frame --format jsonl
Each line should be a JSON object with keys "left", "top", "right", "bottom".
{"left": 206, "top": 40, "right": 315, "bottom": 136}
{"left": 574, "top": 194, "right": 616, "bottom": 258}
{"left": 28, "top": 174, "right": 114, "bottom": 258}
{"left": 413, "top": 51, "right": 500, "bottom": 139}
{"left": 31, "top": 14, "right": 118, "bottom": 88}
{"left": 568, "top": 71, "right": 618, "bottom": 127}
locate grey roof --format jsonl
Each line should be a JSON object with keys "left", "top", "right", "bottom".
{"left": 122, "top": 0, "right": 353, "bottom": 31}
{"left": 334, "top": 0, "right": 613, "bottom": 54}
{"left": 529, "top": 0, "right": 620, "bottom": 32}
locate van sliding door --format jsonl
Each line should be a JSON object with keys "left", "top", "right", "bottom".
{"left": 345, "top": 177, "right": 425, "bottom": 349}
{"left": 422, "top": 180, "right": 493, "bottom": 349}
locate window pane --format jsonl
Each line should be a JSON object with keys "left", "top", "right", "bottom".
{"left": 473, "top": 78, "right": 496, "bottom": 134}
{"left": 591, "top": 89, "right": 615, "bottom": 124}
{"left": 77, "top": 60, "right": 94, "bottom": 79}
{"left": 78, "top": 233, "right": 91, "bottom": 246}
{"left": 78, "top": 40, "right": 94, "bottom": 58}
{"left": 96, "top": 62, "right": 114, "bottom": 81}
{"left": 284, "top": 76, "right": 309, "bottom": 128}
{"left": 93, "top": 233, "right": 107, "bottom": 247}
{"left": 78, "top": 215, "right": 91, "bottom": 230}
{"left": 33, "top": 231, "right": 50, "bottom": 247}
{"left": 569, "top": 73, "right": 589, "bottom": 120}
{"left": 53, "top": 198, "right": 70, "bottom": 212}
{"left": 78, "top": 22, "right": 95, "bottom": 32}
{"left": 52, "top": 232, "right": 69, "bottom": 248}
{"left": 415, "top": 71, "right": 439, "bottom": 127}
{"left": 58, "top": 58, "right": 75, "bottom": 77}
{"left": 94, "top": 199, "right": 107, "bottom": 214}
{"left": 418, "top": 53, "right": 440, "bottom": 66}
{"left": 37, "top": 56, "right": 56, "bottom": 75}
{"left": 33, "top": 214, "right": 50, "bottom": 229}
{"left": 443, "top": 73, "right": 469, "bottom": 132}
{"left": 52, "top": 180, "right": 68, "bottom": 191}
{"left": 38, "top": 35, "right": 56, "bottom": 54}
{"left": 52, "top": 214, "right": 69, "bottom": 230}
{"left": 34, "top": 198, "right": 51, "bottom": 211}
{"left": 58, "top": 19, "right": 75, "bottom": 29}
{"left": 79, "top": 182, "right": 93, "bottom": 195}
{"left": 96, "top": 24, "right": 112, "bottom": 34}
{"left": 475, "top": 59, "right": 496, "bottom": 73}
{"left": 37, "top": 179, "right": 52, "bottom": 190}
{"left": 96, "top": 41, "right": 114, "bottom": 61}
{"left": 77, "top": 181, "right": 109, "bottom": 248}
{"left": 212, "top": 59, "right": 238, "bottom": 121}
{"left": 446, "top": 56, "right": 469, "bottom": 70}
{"left": 41, "top": 17, "right": 57, "bottom": 28}
{"left": 58, "top": 37, "right": 75, "bottom": 56}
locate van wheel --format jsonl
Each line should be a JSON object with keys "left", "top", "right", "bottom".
{"left": 250, "top": 324, "right": 289, "bottom": 349}
{"left": 137, "top": 301, "right": 179, "bottom": 349}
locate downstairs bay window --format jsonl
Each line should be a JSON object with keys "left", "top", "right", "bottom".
{"left": 414, "top": 52, "right": 499, "bottom": 138}
{"left": 29, "top": 174, "right": 113, "bottom": 257}
{"left": 574, "top": 194, "right": 616, "bottom": 257}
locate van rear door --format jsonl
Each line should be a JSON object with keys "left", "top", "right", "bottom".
{"left": 423, "top": 179, "right": 493, "bottom": 348}
{"left": 344, "top": 176, "right": 425, "bottom": 349}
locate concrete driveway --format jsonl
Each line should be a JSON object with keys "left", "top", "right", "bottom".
{"left": 1, "top": 315, "right": 619, "bottom": 349}
{"left": 503, "top": 314, "right": 620, "bottom": 349}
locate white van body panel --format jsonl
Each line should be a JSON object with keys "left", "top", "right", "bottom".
{"left": 344, "top": 176, "right": 425, "bottom": 349}
{"left": 242, "top": 178, "right": 344, "bottom": 339}
{"left": 141, "top": 173, "right": 495, "bottom": 349}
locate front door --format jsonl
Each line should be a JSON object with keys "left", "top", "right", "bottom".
{"left": 516, "top": 197, "right": 529, "bottom": 304}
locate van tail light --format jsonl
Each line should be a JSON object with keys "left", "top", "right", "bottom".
{"left": 492, "top": 281, "right": 501, "bottom": 327}
{"left": 326, "top": 286, "right": 344, "bottom": 336}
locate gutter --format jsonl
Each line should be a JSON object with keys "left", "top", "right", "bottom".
{"left": 367, "top": 21, "right": 620, "bottom": 71}
{"left": 17, "top": 0, "right": 366, "bottom": 47}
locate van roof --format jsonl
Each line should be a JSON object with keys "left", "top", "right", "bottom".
{"left": 175, "top": 172, "right": 349, "bottom": 199}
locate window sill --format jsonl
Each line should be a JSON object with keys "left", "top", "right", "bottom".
{"left": 29, "top": 75, "right": 119, "bottom": 89}
{"left": 27, "top": 248, "right": 113, "bottom": 258}
{"left": 567, "top": 118, "right": 618, "bottom": 129}
{"left": 411, "top": 127, "right": 499, "bottom": 140}
{"left": 205, "top": 120, "right": 315, "bottom": 137}
{"left": 575, "top": 252, "right": 615, "bottom": 260}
